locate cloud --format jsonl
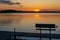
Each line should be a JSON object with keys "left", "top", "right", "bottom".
{"left": 0, "top": 0, "right": 10, "bottom": 2}
{"left": 0, "top": 0, "right": 20, "bottom": 5}
{"left": 0, "top": 0, "right": 11, "bottom": 4}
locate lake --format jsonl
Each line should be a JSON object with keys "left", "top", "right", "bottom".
{"left": 0, "top": 13, "right": 60, "bottom": 34}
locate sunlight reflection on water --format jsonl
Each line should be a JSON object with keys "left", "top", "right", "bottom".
{"left": 0, "top": 13, "right": 60, "bottom": 34}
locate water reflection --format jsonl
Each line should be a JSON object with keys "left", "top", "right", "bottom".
{"left": 0, "top": 13, "right": 60, "bottom": 34}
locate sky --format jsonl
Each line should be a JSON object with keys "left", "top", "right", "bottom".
{"left": 0, "top": 0, "right": 60, "bottom": 11}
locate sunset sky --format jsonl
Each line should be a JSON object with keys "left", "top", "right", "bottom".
{"left": 0, "top": 0, "right": 60, "bottom": 11}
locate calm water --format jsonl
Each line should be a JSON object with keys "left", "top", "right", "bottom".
{"left": 0, "top": 13, "right": 60, "bottom": 34}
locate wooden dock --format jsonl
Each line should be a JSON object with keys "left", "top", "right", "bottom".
{"left": 16, "top": 32, "right": 60, "bottom": 39}
{"left": 0, "top": 31, "right": 60, "bottom": 39}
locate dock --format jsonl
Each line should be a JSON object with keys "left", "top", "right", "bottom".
{"left": 0, "top": 31, "right": 60, "bottom": 39}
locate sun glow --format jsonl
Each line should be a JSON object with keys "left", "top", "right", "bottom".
{"left": 34, "top": 9, "right": 40, "bottom": 12}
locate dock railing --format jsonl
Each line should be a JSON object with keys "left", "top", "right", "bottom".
{"left": 35, "top": 24, "right": 57, "bottom": 40}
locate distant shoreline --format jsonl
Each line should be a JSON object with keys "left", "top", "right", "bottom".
{"left": 0, "top": 10, "right": 60, "bottom": 13}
